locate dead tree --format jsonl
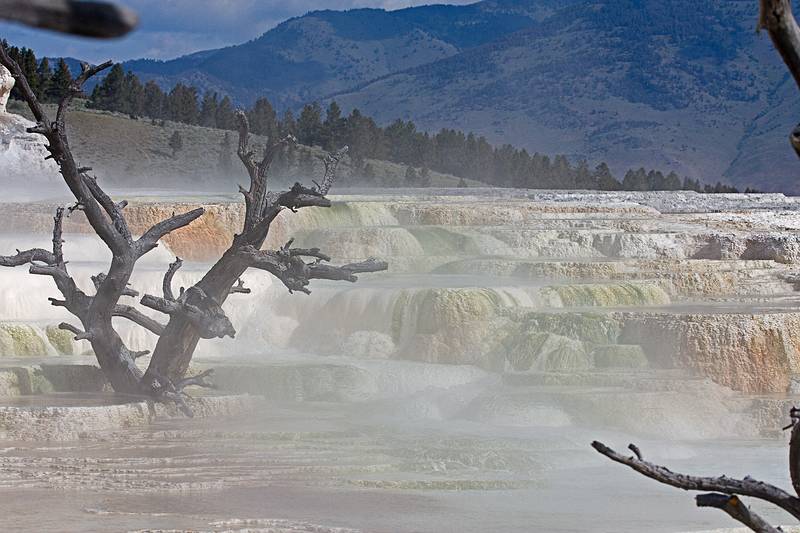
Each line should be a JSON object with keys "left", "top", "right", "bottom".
{"left": 593, "top": 2, "right": 800, "bottom": 531}
{"left": 0, "top": 43, "right": 387, "bottom": 415}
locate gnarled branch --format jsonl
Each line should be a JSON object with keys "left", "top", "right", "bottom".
{"left": 141, "top": 287, "right": 235, "bottom": 339}
{"left": 696, "top": 493, "right": 780, "bottom": 533}
{"left": 93, "top": 273, "right": 138, "bottom": 298}
{"left": 238, "top": 243, "right": 387, "bottom": 294}
{"left": 591, "top": 440, "right": 800, "bottom": 521}
{"left": 112, "top": 304, "right": 165, "bottom": 336}
{"left": 162, "top": 257, "right": 183, "bottom": 301}
{"left": 136, "top": 208, "right": 205, "bottom": 255}
{"left": 316, "top": 146, "right": 348, "bottom": 195}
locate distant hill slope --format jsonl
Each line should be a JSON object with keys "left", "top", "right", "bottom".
{"left": 117, "top": 0, "right": 800, "bottom": 193}
{"left": 332, "top": 0, "right": 800, "bottom": 192}
{"left": 7, "top": 100, "right": 474, "bottom": 193}
{"left": 122, "top": 2, "right": 557, "bottom": 109}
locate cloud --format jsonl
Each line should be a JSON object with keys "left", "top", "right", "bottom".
{"left": 0, "top": 0, "right": 475, "bottom": 62}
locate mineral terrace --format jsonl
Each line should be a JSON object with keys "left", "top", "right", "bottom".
{"left": 2, "top": 189, "right": 800, "bottom": 532}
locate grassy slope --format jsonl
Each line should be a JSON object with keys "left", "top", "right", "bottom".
{"left": 8, "top": 100, "right": 481, "bottom": 190}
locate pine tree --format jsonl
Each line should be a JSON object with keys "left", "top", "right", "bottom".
{"left": 47, "top": 59, "right": 73, "bottom": 102}
{"left": 592, "top": 162, "right": 619, "bottom": 190}
{"left": 90, "top": 63, "right": 126, "bottom": 111}
{"left": 124, "top": 71, "right": 144, "bottom": 117}
{"left": 167, "top": 84, "right": 199, "bottom": 124}
{"left": 36, "top": 57, "right": 52, "bottom": 101}
{"left": 322, "top": 101, "right": 345, "bottom": 150}
{"left": 280, "top": 109, "right": 297, "bottom": 138}
{"left": 297, "top": 103, "right": 323, "bottom": 146}
{"left": 248, "top": 97, "right": 278, "bottom": 138}
{"left": 215, "top": 95, "right": 236, "bottom": 130}
{"left": 199, "top": 92, "right": 218, "bottom": 128}
{"left": 664, "top": 171, "right": 682, "bottom": 190}
{"left": 143, "top": 80, "right": 165, "bottom": 118}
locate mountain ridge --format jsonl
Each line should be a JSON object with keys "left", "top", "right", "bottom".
{"left": 116, "top": 0, "right": 800, "bottom": 192}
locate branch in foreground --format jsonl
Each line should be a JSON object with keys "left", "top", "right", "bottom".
{"left": 140, "top": 287, "right": 235, "bottom": 339}
{"left": 591, "top": 440, "right": 800, "bottom": 521}
{"left": 136, "top": 208, "right": 205, "bottom": 255}
{"left": 238, "top": 243, "right": 388, "bottom": 294}
{"left": 162, "top": 257, "right": 183, "bottom": 301}
{"left": 696, "top": 493, "right": 781, "bottom": 533}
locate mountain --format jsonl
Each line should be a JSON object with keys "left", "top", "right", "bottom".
{"left": 331, "top": 0, "right": 799, "bottom": 192}
{"left": 121, "top": 0, "right": 800, "bottom": 192}
{"left": 123, "top": 2, "right": 558, "bottom": 109}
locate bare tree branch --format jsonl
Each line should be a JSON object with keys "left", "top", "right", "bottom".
{"left": 238, "top": 243, "right": 387, "bottom": 294}
{"left": 162, "top": 257, "right": 183, "bottom": 301}
{"left": 316, "top": 146, "right": 349, "bottom": 195}
{"left": 591, "top": 441, "right": 800, "bottom": 520}
{"left": 82, "top": 174, "right": 132, "bottom": 243}
{"left": 141, "top": 287, "right": 235, "bottom": 339}
{"left": 695, "top": 493, "right": 781, "bottom": 533}
{"left": 136, "top": 208, "right": 205, "bottom": 255}
{"left": 56, "top": 60, "right": 113, "bottom": 132}
{"left": 112, "top": 304, "right": 165, "bottom": 336}
{"left": 92, "top": 273, "right": 138, "bottom": 298}
{"left": 759, "top": 0, "right": 800, "bottom": 89}
{"left": 230, "top": 278, "right": 251, "bottom": 294}
{"left": 175, "top": 369, "right": 215, "bottom": 391}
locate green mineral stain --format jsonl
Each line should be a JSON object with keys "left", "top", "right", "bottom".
{"left": 46, "top": 325, "right": 74, "bottom": 355}
{"left": 546, "top": 282, "right": 670, "bottom": 308}
{"left": 592, "top": 345, "right": 649, "bottom": 369}
{"left": 0, "top": 324, "right": 49, "bottom": 356}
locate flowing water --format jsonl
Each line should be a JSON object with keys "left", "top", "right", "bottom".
{"left": 2, "top": 189, "right": 800, "bottom": 532}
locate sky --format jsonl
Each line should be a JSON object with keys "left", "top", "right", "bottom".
{"left": 0, "top": 0, "right": 474, "bottom": 63}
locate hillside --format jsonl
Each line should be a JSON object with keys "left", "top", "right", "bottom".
{"left": 6, "top": 100, "right": 475, "bottom": 194}
{"left": 122, "top": 2, "right": 554, "bottom": 109}
{"left": 331, "top": 0, "right": 798, "bottom": 192}
{"left": 113, "top": 0, "right": 800, "bottom": 193}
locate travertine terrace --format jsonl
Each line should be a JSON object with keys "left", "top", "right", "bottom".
{"left": 2, "top": 189, "right": 800, "bottom": 531}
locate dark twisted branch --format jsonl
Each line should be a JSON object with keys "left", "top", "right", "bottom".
{"left": 235, "top": 110, "right": 297, "bottom": 232}
{"left": 758, "top": 0, "right": 800, "bottom": 156}
{"left": 56, "top": 60, "right": 113, "bottom": 132}
{"left": 591, "top": 440, "right": 800, "bottom": 523}
{"left": 58, "top": 322, "right": 89, "bottom": 340}
{"left": 141, "top": 287, "right": 235, "bottom": 339}
{"left": 316, "top": 146, "right": 349, "bottom": 195}
{"left": 696, "top": 493, "right": 780, "bottom": 533}
{"left": 112, "top": 304, "right": 165, "bottom": 336}
{"left": 162, "top": 257, "right": 183, "bottom": 301}
{"left": 92, "top": 273, "right": 138, "bottom": 298}
{"left": 230, "top": 278, "right": 251, "bottom": 294}
{"left": 136, "top": 208, "right": 205, "bottom": 255}
{"left": 0, "top": 248, "right": 57, "bottom": 267}
{"left": 175, "top": 369, "right": 215, "bottom": 392}
{"left": 82, "top": 174, "right": 132, "bottom": 242}
{"left": 238, "top": 243, "right": 387, "bottom": 294}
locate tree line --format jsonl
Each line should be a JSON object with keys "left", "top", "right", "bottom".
{"left": 3, "top": 43, "right": 743, "bottom": 193}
